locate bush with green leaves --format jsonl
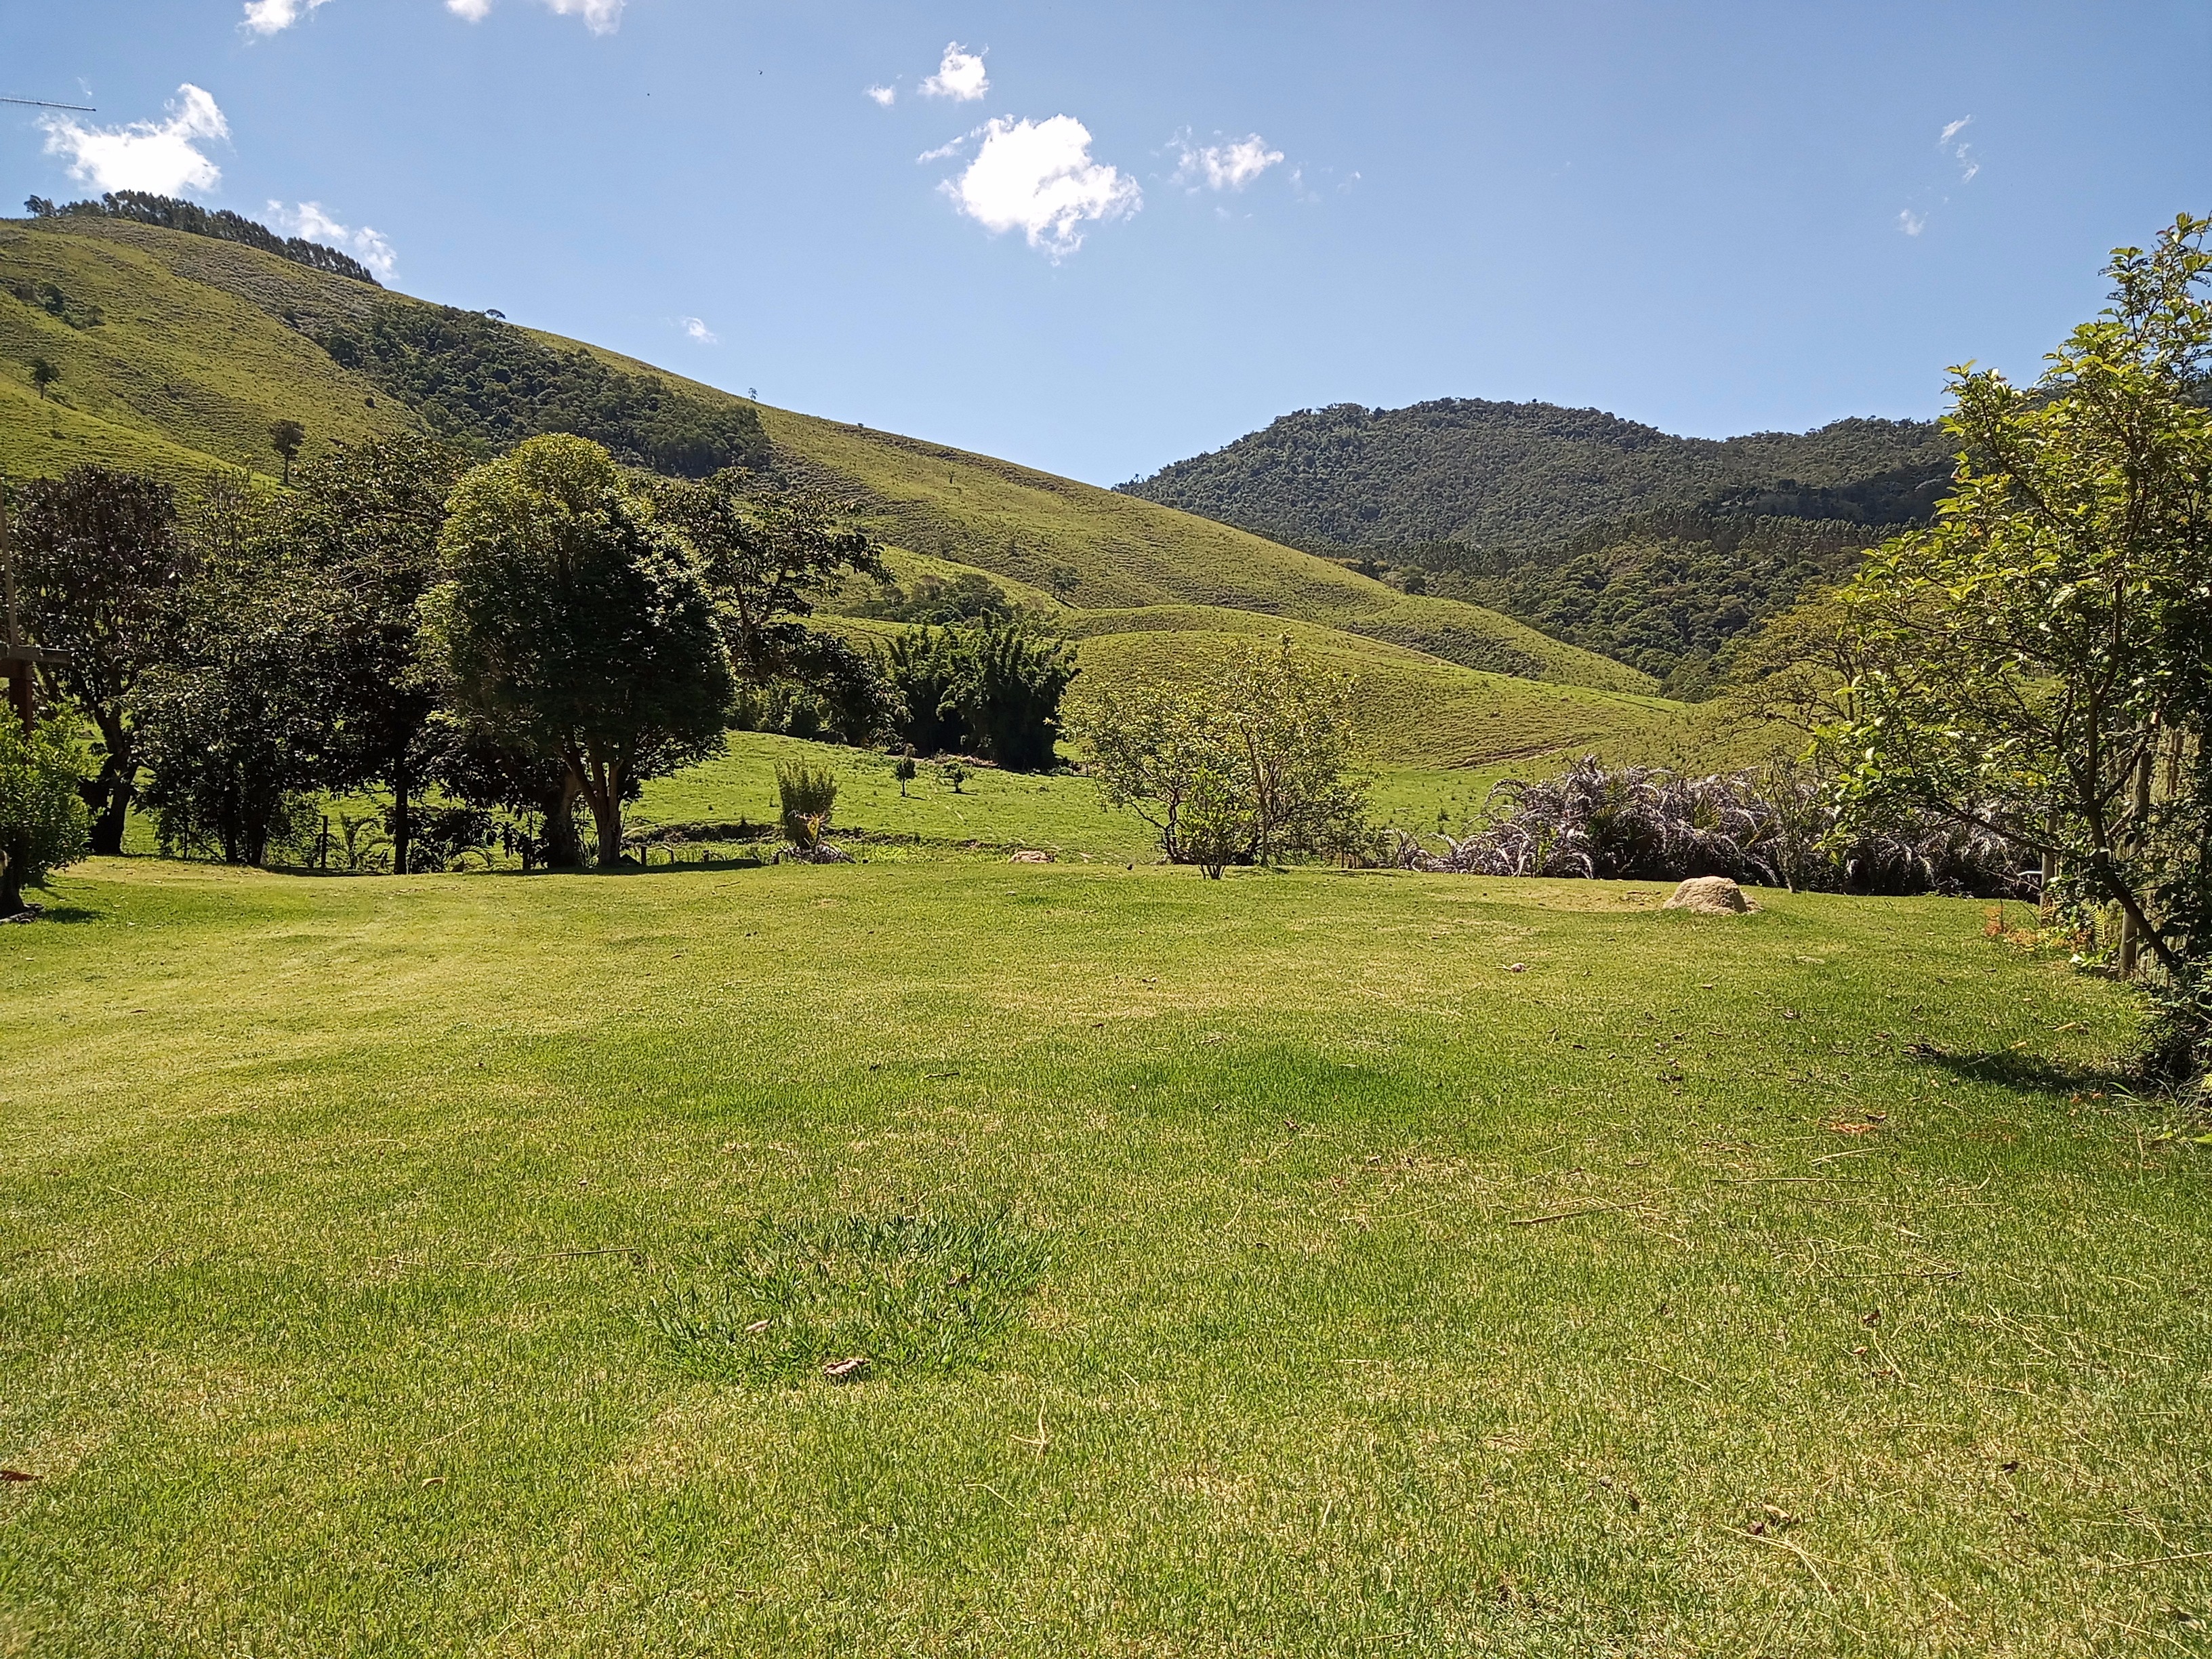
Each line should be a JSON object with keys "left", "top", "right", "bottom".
{"left": 0, "top": 717, "right": 90, "bottom": 914}
{"left": 1066, "top": 638, "right": 1370, "bottom": 873}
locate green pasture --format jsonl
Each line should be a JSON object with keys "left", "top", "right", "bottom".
{"left": 3, "top": 852, "right": 2206, "bottom": 1657}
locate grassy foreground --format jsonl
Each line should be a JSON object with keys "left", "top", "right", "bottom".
{"left": 3, "top": 858, "right": 2207, "bottom": 1656}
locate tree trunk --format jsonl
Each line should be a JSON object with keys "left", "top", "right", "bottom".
{"left": 390, "top": 769, "right": 411, "bottom": 878}
{"left": 590, "top": 790, "right": 624, "bottom": 867}
{"left": 0, "top": 842, "right": 23, "bottom": 916}
{"left": 88, "top": 768, "right": 131, "bottom": 857}
{"left": 539, "top": 773, "right": 585, "bottom": 869}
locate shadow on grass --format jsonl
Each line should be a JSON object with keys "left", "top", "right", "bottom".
{"left": 1906, "top": 1040, "right": 2132, "bottom": 1098}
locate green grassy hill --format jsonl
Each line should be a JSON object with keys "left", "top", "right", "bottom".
{"left": 0, "top": 211, "right": 1736, "bottom": 785}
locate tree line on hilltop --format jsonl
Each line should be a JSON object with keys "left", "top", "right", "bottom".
{"left": 23, "top": 192, "right": 383, "bottom": 286}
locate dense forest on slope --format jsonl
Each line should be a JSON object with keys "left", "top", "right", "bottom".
{"left": 1391, "top": 508, "right": 1888, "bottom": 697}
{"left": 1119, "top": 398, "right": 1950, "bottom": 557}
{"left": 313, "top": 302, "right": 769, "bottom": 478}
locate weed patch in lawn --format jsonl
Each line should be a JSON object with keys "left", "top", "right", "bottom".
{"left": 644, "top": 1210, "right": 1050, "bottom": 1385}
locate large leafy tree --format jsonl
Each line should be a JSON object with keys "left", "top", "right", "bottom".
{"left": 280, "top": 434, "right": 470, "bottom": 875}
{"left": 421, "top": 434, "right": 735, "bottom": 867}
{"left": 653, "top": 476, "right": 885, "bottom": 676}
{"left": 882, "top": 619, "right": 1078, "bottom": 770}
{"left": 1834, "top": 215, "right": 2212, "bottom": 1008}
{"left": 14, "top": 466, "right": 190, "bottom": 855}
{"left": 130, "top": 477, "right": 350, "bottom": 866}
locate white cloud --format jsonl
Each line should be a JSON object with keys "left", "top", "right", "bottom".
{"left": 241, "top": 0, "right": 332, "bottom": 33}
{"left": 941, "top": 115, "right": 1139, "bottom": 259}
{"left": 266, "top": 200, "right": 399, "bottom": 279}
{"left": 544, "top": 0, "right": 623, "bottom": 32}
{"left": 1898, "top": 208, "right": 1926, "bottom": 237}
{"left": 1938, "top": 115, "right": 1978, "bottom": 182}
{"left": 916, "top": 131, "right": 975, "bottom": 163}
{"left": 445, "top": 0, "right": 622, "bottom": 28}
{"left": 42, "top": 85, "right": 229, "bottom": 197}
{"left": 680, "top": 316, "right": 718, "bottom": 345}
{"left": 920, "top": 43, "right": 988, "bottom": 101}
{"left": 1175, "top": 134, "right": 1284, "bottom": 192}
{"left": 865, "top": 84, "right": 897, "bottom": 107}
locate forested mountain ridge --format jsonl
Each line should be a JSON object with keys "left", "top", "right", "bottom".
{"left": 1118, "top": 397, "right": 1950, "bottom": 557}
{"left": 1401, "top": 507, "right": 1891, "bottom": 697}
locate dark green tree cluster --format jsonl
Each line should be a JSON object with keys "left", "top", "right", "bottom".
{"left": 24, "top": 192, "right": 381, "bottom": 285}
{"left": 1423, "top": 508, "right": 1895, "bottom": 696}
{"left": 5, "top": 276, "right": 102, "bottom": 329}
{"left": 846, "top": 571, "right": 1014, "bottom": 625}
{"left": 316, "top": 301, "right": 770, "bottom": 479}
{"left": 1119, "top": 398, "right": 1948, "bottom": 559}
{"left": 13, "top": 436, "right": 888, "bottom": 876}
{"left": 882, "top": 618, "right": 1076, "bottom": 771}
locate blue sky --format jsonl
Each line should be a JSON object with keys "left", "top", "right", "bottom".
{"left": 5, "top": 1, "right": 2207, "bottom": 485}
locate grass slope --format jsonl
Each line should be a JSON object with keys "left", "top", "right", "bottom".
{"left": 0, "top": 218, "right": 408, "bottom": 484}
{"left": 3, "top": 858, "right": 2203, "bottom": 1656}
{"left": 0, "top": 214, "right": 1701, "bottom": 777}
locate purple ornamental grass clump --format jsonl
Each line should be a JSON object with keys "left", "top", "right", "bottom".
{"left": 1401, "top": 756, "right": 2032, "bottom": 898}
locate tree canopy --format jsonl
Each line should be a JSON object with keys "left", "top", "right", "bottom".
{"left": 1830, "top": 214, "right": 2212, "bottom": 1066}
{"left": 14, "top": 466, "right": 190, "bottom": 855}
{"left": 421, "top": 434, "right": 735, "bottom": 866}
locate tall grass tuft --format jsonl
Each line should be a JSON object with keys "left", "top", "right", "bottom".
{"left": 645, "top": 1210, "right": 1050, "bottom": 1384}
{"left": 774, "top": 761, "right": 838, "bottom": 851}
{"left": 1401, "top": 755, "right": 2033, "bottom": 896}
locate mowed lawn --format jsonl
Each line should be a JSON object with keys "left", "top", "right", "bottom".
{"left": 2, "top": 857, "right": 2207, "bottom": 1656}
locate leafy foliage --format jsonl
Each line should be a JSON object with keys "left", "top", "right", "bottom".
{"left": 1067, "top": 639, "right": 1370, "bottom": 874}
{"left": 881, "top": 618, "right": 1076, "bottom": 771}
{"left": 774, "top": 760, "right": 838, "bottom": 851}
{"left": 421, "top": 434, "right": 735, "bottom": 866}
{"left": 129, "top": 478, "right": 349, "bottom": 867}
{"left": 655, "top": 474, "right": 899, "bottom": 745}
{"left": 0, "top": 716, "right": 89, "bottom": 914}
{"left": 316, "top": 301, "right": 769, "bottom": 478}
{"left": 1832, "top": 214, "right": 2212, "bottom": 1015}
{"left": 1397, "top": 508, "right": 1904, "bottom": 697}
{"left": 846, "top": 571, "right": 1015, "bottom": 625}
{"left": 1120, "top": 397, "right": 1948, "bottom": 560}
{"left": 27, "top": 191, "right": 382, "bottom": 285}
{"left": 5, "top": 276, "right": 102, "bottom": 329}
{"left": 275, "top": 434, "right": 472, "bottom": 874}
{"left": 14, "top": 466, "right": 190, "bottom": 855}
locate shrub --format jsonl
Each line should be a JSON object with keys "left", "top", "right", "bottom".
{"left": 775, "top": 761, "right": 838, "bottom": 850}
{"left": 1065, "top": 639, "right": 1370, "bottom": 870}
{"left": 0, "top": 718, "right": 91, "bottom": 915}
{"left": 1402, "top": 756, "right": 2033, "bottom": 897}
